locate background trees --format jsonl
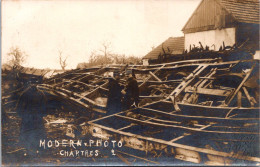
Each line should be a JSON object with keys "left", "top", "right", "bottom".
{"left": 77, "top": 41, "right": 142, "bottom": 69}
{"left": 6, "top": 46, "right": 28, "bottom": 69}
{"left": 58, "top": 50, "right": 68, "bottom": 71}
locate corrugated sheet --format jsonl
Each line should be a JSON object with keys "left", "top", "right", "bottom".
{"left": 219, "top": 0, "right": 259, "bottom": 24}
{"left": 182, "top": 0, "right": 259, "bottom": 33}
{"left": 143, "top": 37, "right": 184, "bottom": 60}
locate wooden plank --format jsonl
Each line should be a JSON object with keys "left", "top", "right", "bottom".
{"left": 63, "top": 79, "right": 96, "bottom": 88}
{"left": 38, "top": 84, "right": 104, "bottom": 108}
{"left": 121, "top": 113, "right": 181, "bottom": 125}
{"left": 89, "top": 122, "right": 260, "bottom": 162}
{"left": 169, "top": 126, "right": 212, "bottom": 143}
{"left": 139, "top": 64, "right": 165, "bottom": 89}
{"left": 185, "top": 87, "right": 232, "bottom": 97}
{"left": 117, "top": 114, "right": 160, "bottom": 131}
{"left": 139, "top": 95, "right": 164, "bottom": 98}
{"left": 116, "top": 150, "right": 160, "bottom": 164}
{"left": 149, "top": 71, "right": 162, "bottom": 82}
{"left": 117, "top": 123, "right": 137, "bottom": 131}
{"left": 237, "top": 91, "right": 242, "bottom": 108}
{"left": 81, "top": 81, "right": 109, "bottom": 97}
{"left": 139, "top": 79, "right": 182, "bottom": 84}
{"left": 225, "top": 63, "right": 255, "bottom": 105}
{"left": 116, "top": 153, "right": 132, "bottom": 165}
{"left": 149, "top": 71, "right": 171, "bottom": 90}
{"left": 139, "top": 106, "right": 258, "bottom": 121}
{"left": 198, "top": 68, "right": 217, "bottom": 88}
{"left": 168, "top": 64, "right": 208, "bottom": 98}
{"left": 242, "top": 87, "right": 256, "bottom": 106}
{"left": 141, "top": 58, "right": 217, "bottom": 67}
{"left": 199, "top": 77, "right": 216, "bottom": 80}
{"left": 114, "top": 114, "right": 258, "bottom": 134}
{"left": 70, "top": 66, "right": 107, "bottom": 81}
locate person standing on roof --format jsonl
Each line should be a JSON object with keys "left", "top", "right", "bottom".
{"left": 122, "top": 69, "right": 139, "bottom": 110}
{"left": 106, "top": 70, "right": 124, "bottom": 115}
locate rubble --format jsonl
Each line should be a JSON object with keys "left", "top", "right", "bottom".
{"left": 2, "top": 50, "right": 260, "bottom": 165}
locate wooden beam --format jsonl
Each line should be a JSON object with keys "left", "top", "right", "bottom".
{"left": 199, "top": 77, "right": 216, "bottom": 80}
{"left": 117, "top": 123, "right": 137, "bottom": 131}
{"left": 242, "top": 87, "right": 256, "bottom": 107}
{"left": 138, "top": 79, "right": 182, "bottom": 84}
{"left": 114, "top": 114, "right": 258, "bottom": 134}
{"left": 139, "top": 106, "right": 258, "bottom": 121}
{"left": 185, "top": 87, "right": 232, "bottom": 97}
{"left": 89, "top": 122, "right": 260, "bottom": 162}
{"left": 149, "top": 71, "right": 162, "bottom": 82}
{"left": 167, "top": 65, "right": 208, "bottom": 98}
{"left": 195, "top": 68, "right": 217, "bottom": 88}
{"left": 139, "top": 64, "right": 165, "bottom": 89}
{"left": 116, "top": 150, "right": 160, "bottom": 164}
{"left": 116, "top": 153, "right": 132, "bottom": 165}
{"left": 237, "top": 90, "right": 242, "bottom": 108}
{"left": 170, "top": 124, "right": 213, "bottom": 142}
{"left": 225, "top": 63, "right": 255, "bottom": 106}
{"left": 81, "top": 81, "right": 109, "bottom": 97}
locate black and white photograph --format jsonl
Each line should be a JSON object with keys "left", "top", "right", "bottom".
{"left": 1, "top": 0, "right": 260, "bottom": 166}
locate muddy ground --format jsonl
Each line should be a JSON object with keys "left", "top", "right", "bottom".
{"left": 2, "top": 104, "right": 189, "bottom": 166}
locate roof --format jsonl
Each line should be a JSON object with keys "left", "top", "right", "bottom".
{"left": 143, "top": 36, "right": 184, "bottom": 60}
{"left": 182, "top": 0, "right": 259, "bottom": 33}
{"left": 218, "top": 0, "right": 259, "bottom": 24}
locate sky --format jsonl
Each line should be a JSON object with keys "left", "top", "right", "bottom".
{"left": 2, "top": 0, "right": 200, "bottom": 69}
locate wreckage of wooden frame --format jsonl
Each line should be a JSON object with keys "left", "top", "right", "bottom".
{"left": 38, "top": 58, "right": 260, "bottom": 165}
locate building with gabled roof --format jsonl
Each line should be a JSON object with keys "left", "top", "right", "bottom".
{"left": 182, "top": 0, "right": 259, "bottom": 57}
{"left": 142, "top": 36, "right": 184, "bottom": 65}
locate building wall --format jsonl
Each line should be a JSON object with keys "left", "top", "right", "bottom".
{"left": 254, "top": 50, "right": 260, "bottom": 60}
{"left": 142, "top": 59, "right": 149, "bottom": 65}
{"left": 185, "top": 27, "right": 236, "bottom": 51}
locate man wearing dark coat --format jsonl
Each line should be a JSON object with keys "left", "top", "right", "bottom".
{"left": 106, "top": 71, "right": 123, "bottom": 115}
{"left": 123, "top": 70, "right": 139, "bottom": 110}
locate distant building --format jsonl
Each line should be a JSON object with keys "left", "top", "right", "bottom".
{"left": 142, "top": 36, "right": 184, "bottom": 65}
{"left": 182, "top": 0, "right": 259, "bottom": 58}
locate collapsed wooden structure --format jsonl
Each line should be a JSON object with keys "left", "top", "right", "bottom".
{"left": 34, "top": 55, "right": 260, "bottom": 165}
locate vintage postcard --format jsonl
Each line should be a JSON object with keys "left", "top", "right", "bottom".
{"left": 1, "top": 0, "right": 260, "bottom": 166}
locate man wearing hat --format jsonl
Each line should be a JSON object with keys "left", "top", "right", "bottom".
{"left": 123, "top": 69, "right": 139, "bottom": 110}
{"left": 106, "top": 70, "right": 123, "bottom": 115}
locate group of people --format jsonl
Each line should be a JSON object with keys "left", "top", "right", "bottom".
{"left": 106, "top": 69, "right": 139, "bottom": 115}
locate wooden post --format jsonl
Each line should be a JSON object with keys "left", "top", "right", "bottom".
{"left": 149, "top": 71, "right": 170, "bottom": 89}
{"left": 237, "top": 90, "right": 242, "bottom": 108}
{"left": 225, "top": 63, "right": 255, "bottom": 106}
{"left": 149, "top": 71, "right": 162, "bottom": 82}
{"left": 167, "top": 65, "right": 208, "bottom": 98}
{"left": 242, "top": 86, "right": 256, "bottom": 107}
{"left": 139, "top": 64, "right": 165, "bottom": 90}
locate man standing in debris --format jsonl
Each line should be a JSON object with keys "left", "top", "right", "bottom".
{"left": 123, "top": 70, "right": 139, "bottom": 110}
{"left": 106, "top": 70, "right": 123, "bottom": 115}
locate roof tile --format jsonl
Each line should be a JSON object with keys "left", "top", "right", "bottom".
{"left": 219, "top": 0, "right": 259, "bottom": 24}
{"left": 143, "top": 37, "right": 184, "bottom": 60}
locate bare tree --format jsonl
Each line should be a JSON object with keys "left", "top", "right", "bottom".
{"left": 99, "top": 41, "right": 112, "bottom": 64}
{"left": 7, "top": 46, "right": 27, "bottom": 69}
{"left": 88, "top": 51, "right": 97, "bottom": 64}
{"left": 83, "top": 41, "right": 141, "bottom": 67}
{"left": 58, "top": 50, "right": 68, "bottom": 70}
